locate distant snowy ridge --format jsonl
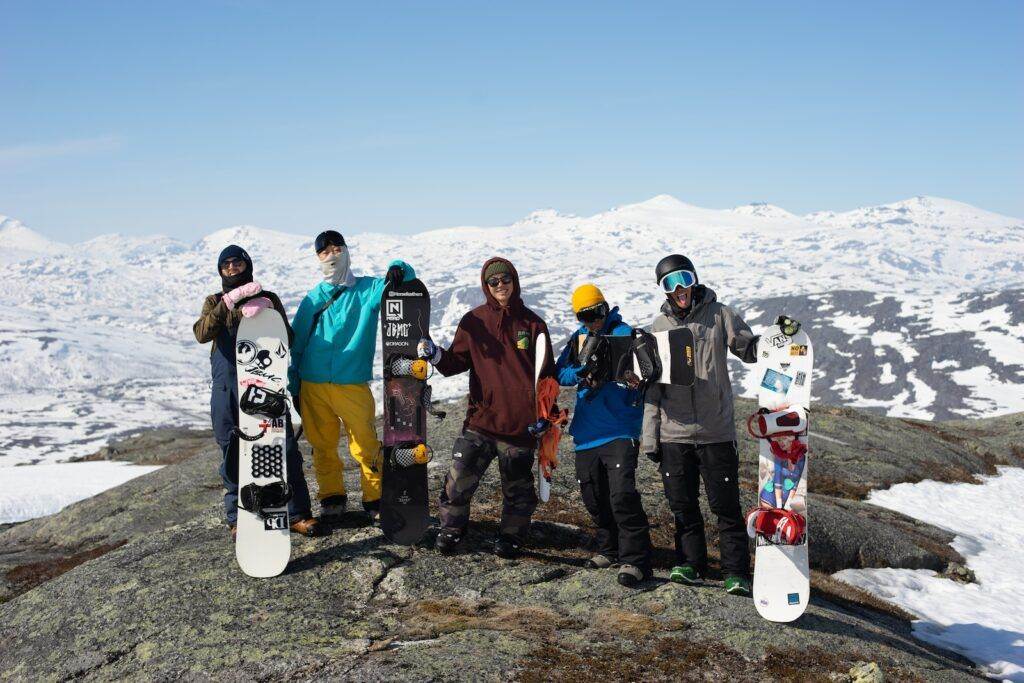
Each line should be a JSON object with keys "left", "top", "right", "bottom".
{"left": 1, "top": 194, "right": 1022, "bottom": 465}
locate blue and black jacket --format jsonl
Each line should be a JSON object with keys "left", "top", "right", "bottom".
{"left": 554, "top": 307, "right": 643, "bottom": 451}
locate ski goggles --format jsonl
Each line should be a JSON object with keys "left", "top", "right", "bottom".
{"left": 485, "top": 274, "right": 513, "bottom": 287}
{"left": 659, "top": 269, "right": 697, "bottom": 293}
{"left": 577, "top": 302, "right": 609, "bottom": 323}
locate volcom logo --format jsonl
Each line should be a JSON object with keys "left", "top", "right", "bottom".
{"left": 386, "top": 299, "right": 403, "bottom": 321}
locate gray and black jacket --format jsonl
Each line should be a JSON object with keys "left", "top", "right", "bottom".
{"left": 641, "top": 286, "right": 758, "bottom": 450}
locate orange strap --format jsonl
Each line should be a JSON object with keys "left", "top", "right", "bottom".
{"left": 536, "top": 377, "right": 568, "bottom": 476}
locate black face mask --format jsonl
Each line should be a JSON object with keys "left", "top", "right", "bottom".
{"left": 221, "top": 263, "right": 253, "bottom": 292}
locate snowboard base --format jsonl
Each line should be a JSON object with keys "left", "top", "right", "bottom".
{"left": 753, "top": 542, "right": 809, "bottom": 623}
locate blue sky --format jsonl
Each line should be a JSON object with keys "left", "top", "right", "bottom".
{"left": 1, "top": 1, "right": 1021, "bottom": 241}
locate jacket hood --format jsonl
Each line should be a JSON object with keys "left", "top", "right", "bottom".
{"left": 661, "top": 284, "right": 715, "bottom": 320}
{"left": 479, "top": 257, "right": 522, "bottom": 310}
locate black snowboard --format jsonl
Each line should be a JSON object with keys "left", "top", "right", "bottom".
{"left": 578, "top": 327, "right": 695, "bottom": 390}
{"left": 380, "top": 277, "right": 433, "bottom": 545}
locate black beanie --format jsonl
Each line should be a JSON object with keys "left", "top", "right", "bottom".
{"left": 314, "top": 230, "right": 346, "bottom": 254}
{"left": 218, "top": 244, "right": 253, "bottom": 292}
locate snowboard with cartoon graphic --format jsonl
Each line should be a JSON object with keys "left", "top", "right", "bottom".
{"left": 235, "top": 309, "right": 292, "bottom": 578}
{"left": 380, "top": 277, "right": 443, "bottom": 545}
{"left": 749, "top": 323, "right": 812, "bottom": 622}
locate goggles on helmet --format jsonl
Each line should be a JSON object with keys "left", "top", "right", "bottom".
{"left": 659, "top": 269, "right": 696, "bottom": 293}
{"left": 577, "top": 302, "right": 609, "bottom": 323}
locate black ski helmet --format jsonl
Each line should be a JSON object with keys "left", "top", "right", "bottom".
{"left": 655, "top": 254, "right": 698, "bottom": 286}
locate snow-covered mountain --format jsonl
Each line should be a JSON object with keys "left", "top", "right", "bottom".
{"left": 1, "top": 195, "right": 1022, "bottom": 465}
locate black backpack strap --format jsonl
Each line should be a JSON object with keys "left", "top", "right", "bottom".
{"left": 308, "top": 288, "right": 344, "bottom": 336}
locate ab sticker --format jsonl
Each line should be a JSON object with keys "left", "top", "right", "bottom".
{"left": 516, "top": 330, "right": 530, "bottom": 350}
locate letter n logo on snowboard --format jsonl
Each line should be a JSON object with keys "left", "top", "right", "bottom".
{"left": 386, "top": 300, "right": 403, "bottom": 321}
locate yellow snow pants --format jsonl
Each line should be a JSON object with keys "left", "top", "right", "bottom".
{"left": 299, "top": 381, "right": 382, "bottom": 503}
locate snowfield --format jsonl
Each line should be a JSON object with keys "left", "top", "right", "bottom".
{"left": 2, "top": 195, "right": 1021, "bottom": 468}
{"left": 835, "top": 467, "right": 1024, "bottom": 682}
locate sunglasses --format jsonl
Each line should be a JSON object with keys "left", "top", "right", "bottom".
{"left": 577, "top": 303, "right": 609, "bottom": 323}
{"left": 486, "top": 274, "right": 513, "bottom": 287}
{"left": 220, "top": 257, "right": 246, "bottom": 269}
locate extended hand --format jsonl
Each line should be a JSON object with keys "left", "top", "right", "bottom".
{"left": 224, "top": 282, "right": 262, "bottom": 309}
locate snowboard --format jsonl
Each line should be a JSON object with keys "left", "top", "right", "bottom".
{"left": 577, "top": 327, "right": 695, "bottom": 389}
{"left": 533, "top": 332, "right": 567, "bottom": 503}
{"left": 749, "top": 323, "right": 813, "bottom": 622}
{"left": 380, "top": 277, "right": 440, "bottom": 545}
{"left": 235, "top": 308, "right": 292, "bottom": 578}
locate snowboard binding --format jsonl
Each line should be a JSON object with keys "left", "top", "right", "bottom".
{"left": 576, "top": 333, "right": 612, "bottom": 394}
{"left": 390, "top": 356, "right": 432, "bottom": 380}
{"left": 391, "top": 443, "right": 433, "bottom": 468}
{"left": 616, "top": 329, "right": 662, "bottom": 402}
{"left": 746, "top": 507, "right": 806, "bottom": 545}
{"left": 747, "top": 406, "right": 808, "bottom": 464}
{"left": 239, "top": 384, "right": 290, "bottom": 419}
{"left": 239, "top": 480, "right": 293, "bottom": 516}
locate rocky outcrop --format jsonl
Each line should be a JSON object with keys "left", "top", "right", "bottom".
{"left": 2, "top": 397, "right": 1019, "bottom": 680}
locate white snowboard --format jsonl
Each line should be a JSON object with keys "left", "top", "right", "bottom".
{"left": 235, "top": 309, "right": 291, "bottom": 578}
{"left": 752, "top": 323, "right": 813, "bottom": 622}
{"left": 535, "top": 332, "right": 551, "bottom": 503}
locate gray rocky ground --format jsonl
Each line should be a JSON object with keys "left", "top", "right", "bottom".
{"left": 1, "top": 395, "right": 1020, "bottom": 681}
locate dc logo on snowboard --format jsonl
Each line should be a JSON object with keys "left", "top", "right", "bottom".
{"left": 264, "top": 513, "right": 287, "bottom": 530}
{"left": 386, "top": 299, "right": 403, "bottom": 321}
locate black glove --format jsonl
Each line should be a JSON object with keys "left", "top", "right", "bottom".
{"left": 644, "top": 448, "right": 662, "bottom": 464}
{"left": 776, "top": 315, "right": 801, "bottom": 337}
{"left": 385, "top": 264, "right": 405, "bottom": 289}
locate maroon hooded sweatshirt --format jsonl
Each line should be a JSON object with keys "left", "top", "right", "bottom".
{"left": 435, "top": 257, "right": 555, "bottom": 448}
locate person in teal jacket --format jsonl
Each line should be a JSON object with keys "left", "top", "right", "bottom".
{"left": 289, "top": 229, "right": 413, "bottom": 522}
{"left": 555, "top": 284, "right": 652, "bottom": 587}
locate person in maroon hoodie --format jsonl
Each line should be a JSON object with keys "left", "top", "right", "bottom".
{"left": 417, "top": 257, "right": 554, "bottom": 558}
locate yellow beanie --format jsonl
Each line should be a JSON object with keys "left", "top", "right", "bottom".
{"left": 571, "top": 284, "right": 606, "bottom": 313}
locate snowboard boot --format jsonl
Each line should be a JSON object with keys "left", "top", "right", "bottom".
{"left": 319, "top": 495, "right": 348, "bottom": 521}
{"left": 586, "top": 553, "right": 617, "bottom": 569}
{"left": 724, "top": 576, "right": 752, "bottom": 596}
{"left": 669, "top": 565, "right": 702, "bottom": 585}
{"left": 290, "top": 516, "right": 321, "bottom": 537}
{"left": 434, "top": 528, "right": 463, "bottom": 555}
{"left": 493, "top": 534, "right": 523, "bottom": 559}
{"left": 362, "top": 499, "right": 381, "bottom": 525}
{"left": 617, "top": 565, "right": 649, "bottom": 588}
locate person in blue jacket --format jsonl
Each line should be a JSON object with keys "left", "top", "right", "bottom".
{"left": 555, "top": 284, "right": 652, "bottom": 587}
{"left": 289, "top": 230, "right": 413, "bottom": 522}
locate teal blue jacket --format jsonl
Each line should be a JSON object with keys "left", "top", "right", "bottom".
{"left": 288, "top": 261, "right": 413, "bottom": 395}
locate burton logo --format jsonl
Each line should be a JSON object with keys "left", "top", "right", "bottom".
{"left": 386, "top": 299, "right": 403, "bottom": 321}
{"left": 516, "top": 331, "right": 530, "bottom": 350}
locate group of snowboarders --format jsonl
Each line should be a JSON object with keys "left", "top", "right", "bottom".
{"left": 194, "top": 234, "right": 799, "bottom": 595}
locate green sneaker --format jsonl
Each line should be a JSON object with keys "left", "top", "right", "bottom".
{"left": 669, "top": 565, "right": 701, "bottom": 585}
{"left": 724, "top": 576, "right": 752, "bottom": 596}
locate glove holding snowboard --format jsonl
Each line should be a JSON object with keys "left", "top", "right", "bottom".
{"left": 223, "top": 282, "right": 262, "bottom": 309}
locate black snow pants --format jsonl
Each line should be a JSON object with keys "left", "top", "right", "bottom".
{"left": 658, "top": 441, "right": 749, "bottom": 578}
{"left": 574, "top": 438, "right": 652, "bottom": 572}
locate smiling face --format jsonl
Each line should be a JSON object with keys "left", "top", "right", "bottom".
{"left": 487, "top": 274, "right": 513, "bottom": 306}
{"left": 220, "top": 257, "right": 248, "bottom": 277}
{"left": 671, "top": 285, "right": 693, "bottom": 309}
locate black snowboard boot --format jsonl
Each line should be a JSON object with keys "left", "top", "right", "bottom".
{"left": 362, "top": 499, "right": 381, "bottom": 525}
{"left": 319, "top": 495, "right": 348, "bottom": 521}
{"left": 435, "top": 529, "right": 463, "bottom": 555}
{"left": 493, "top": 534, "right": 523, "bottom": 559}
{"left": 617, "top": 564, "right": 650, "bottom": 588}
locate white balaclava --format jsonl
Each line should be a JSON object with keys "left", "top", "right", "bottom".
{"left": 320, "top": 246, "right": 355, "bottom": 287}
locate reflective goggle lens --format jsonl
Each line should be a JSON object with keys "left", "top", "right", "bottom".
{"left": 577, "top": 302, "right": 609, "bottom": 323}
{"left": 660, "top": 270, "right": 696, "bottom": 292}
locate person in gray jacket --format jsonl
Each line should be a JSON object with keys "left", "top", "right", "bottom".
{"left": 642, "top": 253, "right": 798, "bottom": 596}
